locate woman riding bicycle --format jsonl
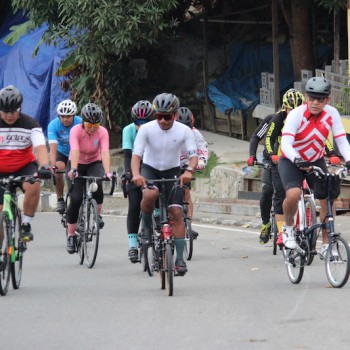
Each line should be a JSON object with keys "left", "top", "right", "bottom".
{"left": 65, "top": 103, "right": 112, "bottom": 254}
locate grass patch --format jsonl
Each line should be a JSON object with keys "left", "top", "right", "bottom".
{"left": 195, "top": 152, "right": 219, "bottom": 178}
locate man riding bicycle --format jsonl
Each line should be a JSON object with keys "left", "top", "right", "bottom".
{"left": 0, "top": 85, "right": 51, "bottom": 242}
{"left": 279, "top": 76, "right": 350, "bottom": 255}
{"left": 131, "top": 93, "right": 198, "bottom": 275}
{"left": 47, "top": 99, "right": 82, "bottom": 213}
{"left": 176, "top": 106, "right": 209, "bottom": 239}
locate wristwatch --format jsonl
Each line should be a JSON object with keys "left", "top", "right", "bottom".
{"left": 185, "top": 167, "right": 194, "bottom": 173}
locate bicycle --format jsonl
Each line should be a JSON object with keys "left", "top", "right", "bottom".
{"left": 69, "top": 172, "right": 116, "bottom": 268}
{"left": 282, "top": 165, "right": 350, "bottom": 288}
{"left": 140, "top": 177, "right": 185, "bottom": 296}
{"left": 0, "top": 174, "right": 44, "bottom": 296}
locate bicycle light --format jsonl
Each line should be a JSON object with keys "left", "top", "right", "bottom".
{"left": 89, "top": 182, "right": 98, "bottom": 193}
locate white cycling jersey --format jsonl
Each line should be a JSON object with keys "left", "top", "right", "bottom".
{"left": 133, "top": 120, "right": 197, "bottom": 171}
{"left": 180, "top": 128, "right": 209, "bottom": 168}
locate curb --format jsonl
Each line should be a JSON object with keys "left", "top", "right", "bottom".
{"left": 19, "top": 192, "right": 262, "bottom": 229}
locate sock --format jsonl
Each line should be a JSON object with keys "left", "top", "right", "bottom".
{"left": 142, "top": 213, "right": 152, "bottom": 229}
{"left": 153, "top": 208, "right": 160, "bottom": 217}
{"left": 128, "top": 233, "right": 138, "bottom": 248}
{"left": 22, "top": 214, "right": 33, "bottom": 225}
{"left": 68, "top": 223, "right": 76, "bottom": 236}
{"left": 174, "top": 238, "right": 185, "bottom": 262}
{"left": 277, "top": 221, "right": 283, "bottom": 233}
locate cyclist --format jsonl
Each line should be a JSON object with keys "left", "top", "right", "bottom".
{"left": 279, "top": 76, "right": 350, "bottom": 253}
{"left": 0, "top": 85, "right": 52, "bottom": 242}
{"left": 265, "top": 89, "right": 340, "bottom": 246}
{"left": 131, "top": 93, "right": 198, "bottom": 275}
{"left": 176, "top": 106, "right": 209, "bottom": 239}
{"left": 122, "top": 100, "right": 154, "bottom": 263}
{"left": 261, "top": 89, "right": 304, "bottom": 245}
{"left": 246, "top": 111, "right": 276, "bottom": 243}
{"left": 65, "top": 102, "right": 112, "bottom": 254}
{"left": 47, "top": 99, "right": 82, "bottom": 213}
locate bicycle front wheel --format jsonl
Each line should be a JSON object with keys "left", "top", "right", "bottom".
{"left": 143, "top": 243, "right": 156, "bottom": 277}
{"left": 283, "top": 247, "right": 304, "bottom": 284}
{"left": 0, "top": 213, "right": 11, "bottom": 296}
{"left": 325, "top": 235, "right": 350, "bottom": 288}
{"left": 305, "top": 198, "right": 317, "bottom": 266}
{"left": 184, "top": 218, "right": 194, "bottom": 260}
{"left": 11, "top": 206, "right": 23, "bottom": 289}
{"left": 164, "top": 243, "right": 174, "bottom": 296}
{"left": 84, "top": 199, "right": 100, "bottom": 268}
{"left": 270, "top": 214, "right": 278, "bottom": 256}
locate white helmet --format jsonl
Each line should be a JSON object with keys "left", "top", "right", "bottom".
{"left": 57, "top": 99, "right": 77, "bottom": 115}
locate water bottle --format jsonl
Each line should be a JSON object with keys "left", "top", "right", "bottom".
{"left": 162, "top": 224, "right": 172, "bottom": 239}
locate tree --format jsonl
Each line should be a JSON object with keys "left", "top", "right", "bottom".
{"left": 9, "top": 0, "right": 179, "bottom": 129}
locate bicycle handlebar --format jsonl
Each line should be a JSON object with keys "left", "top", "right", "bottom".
{"left": 0, "top": 174, "right": 42, "bottom": 187}
{"left": 312, "top": 164, "right": 348, "bottom": 179}
{"left": 70, "top": 172, "right": 117, "bottom": 195}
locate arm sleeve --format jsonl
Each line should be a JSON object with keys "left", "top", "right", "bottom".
{"left": 194, "top": 129, "right": 209, "bottom": 161}
{"left": 132, "top": 126, "right": 147, "bottom": 157}
{"left": 124, "top": 149, "right": 132, "bottom": 173}
{"left": 248, "top": 115, "right": 272, "bottom": 156}
{"left": 184, "top": 127, "right": 197, "bottom": 159}
{"left": 99, "top": 128, "right": 110, "bottom": 151}
{"left": 69, "top": 125, "right": 80, "bottom": 150}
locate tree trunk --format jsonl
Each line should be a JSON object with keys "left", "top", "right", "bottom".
{"left": 280, "top": 0, "right": 315, "bottom": 80}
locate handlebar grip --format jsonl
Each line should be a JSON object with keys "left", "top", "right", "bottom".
{"left": 109, "top": 172, "right": 117, "bottom": 196}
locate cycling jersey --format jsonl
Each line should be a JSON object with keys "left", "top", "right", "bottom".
{"left": 281, "top": 104, "right": 350, "bottom": 162}
{"left": 180, "top": 127, "right": 209, "bottom": 168}
{"left": 248, "top": 114, "right": 274, "bottom": 159}
{"left": 47, "top": 116, "right": 82, "bottom": 157}
{"left": 0, "top": 112, "right": 46, "bottom": 173}
{"left": 69, "top": 124, "right": 109, "bottom": 164}
{"left": 133, "top": 120, "right": 197, "bottom": 171}
{"left": 265, "top": 110, "right": 336, "bottom": 159}
{"left": 122, "top": 123, "right": 137, "bottom": 151}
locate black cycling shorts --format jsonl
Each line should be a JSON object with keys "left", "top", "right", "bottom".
{"left": 141, "top": 164, "right": 183, "bottom": 208}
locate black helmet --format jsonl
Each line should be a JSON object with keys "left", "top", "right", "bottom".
{"left": 81, "top": 103, "right": 103, "bottom": 123}
{"left": 176, "top": 107, "right": 194, "bottom": 128}
{"left": 0, "top": 85, "right": 23, "bottom": 113}
{"left": 152, "top": 93, "right": 180, "bottom": 114}
{"left": 305, "top": 77, "right": 331, "bottom": 97}
{"left": 282, "top": 89, "right": 305, "bottom": 109}
{"left": 131, "top": 100, "right": 154, "bottom": 124}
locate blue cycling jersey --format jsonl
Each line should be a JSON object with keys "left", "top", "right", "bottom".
{"left": 47, "top": 116, "right": 82, "bottom": 157}
{"left": 122, "top": 123, "right": 137, "bottom": 150}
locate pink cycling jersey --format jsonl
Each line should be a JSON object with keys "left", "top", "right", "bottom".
{"left": 69, "top": 124, "right": 109, "bottom": 164}
{"left": 281, "top": 104, "right": 350, "bottom": 163}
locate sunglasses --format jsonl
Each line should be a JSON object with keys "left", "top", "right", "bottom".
{"left": 156, "top": 114, "right": 173, "bottom": 121}
{"left": 85, "top": 122, "right": 100, "bottom": 128}
{"left": 308, "top": 96, "right": 328, "bottom": 103}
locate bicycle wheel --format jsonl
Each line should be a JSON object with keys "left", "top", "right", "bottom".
{"left": 0, "top": 213, "right": 11, "bottom": 296}
{"left": 76, "top": 207, "right": 84, "bottom": 265}
{"left": 143, "top": 243, "right": 156, "bottom": 277}
{"left": 10, "top": 206, "right": 23, "bottom": 289}
{"left": 270, "top": 214, "right": 278, "bottom": 256}
{"left": 283, "top": 247, "right": 304, "bottom": 284}
{"left": 164, "top": 243, "right": 174, "bottom": 296}
{"left": 304, "top": 197, "right": 317, "bottom": 266}
{"left": 325, "top": 235, "right": 350, "bottom": 288}
{"left": 184, "top": 217, "right": 194, "bottom": 261}
{"left": 84, "top": 199, "right": 100, "bottom": 268}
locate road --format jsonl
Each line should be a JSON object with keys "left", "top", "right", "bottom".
{"left": 2, "top": 212, "right": 350, "bottom": 350}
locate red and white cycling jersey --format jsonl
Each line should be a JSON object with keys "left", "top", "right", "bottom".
{"left": 0, "top": 113, "right": 46, "bottom": 173}
{"left": 281, "top": 104, "right": 350, "bottom": 163}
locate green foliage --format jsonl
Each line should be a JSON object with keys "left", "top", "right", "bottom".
{"left": 195, "top": 152, "right": 219, "bottom": 178}
{"left": 315, "top": 0, "right": 347, "bottom": 11}
{"left": 334, "top": 87, "right": 350, "bottom": 116}
{"left": 9, "top": 0, "right": 180, "bottom": 130}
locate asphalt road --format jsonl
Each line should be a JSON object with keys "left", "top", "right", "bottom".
{"left": 2, "top": 212, "right": 350, "bottom": 350}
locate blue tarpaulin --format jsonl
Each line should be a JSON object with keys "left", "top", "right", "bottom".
{"left": 208, "top": 41, "right": 331, "bottom": 114}
{"left": 0, "top": 11, "right": 70, "bottom": 132}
